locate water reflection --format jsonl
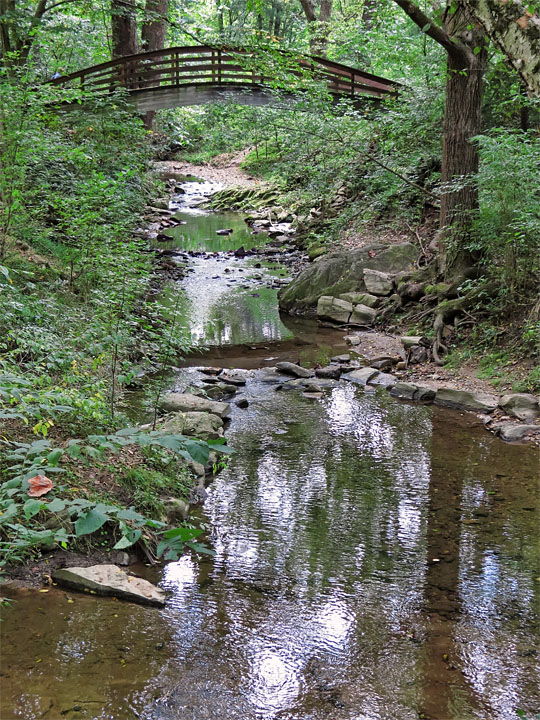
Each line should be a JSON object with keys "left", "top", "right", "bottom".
{"left": 2, "top": 373, "right": 539, "bottom": 720}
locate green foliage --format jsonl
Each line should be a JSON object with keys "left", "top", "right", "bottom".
{"left": 0, "top": 427, "right": 226, "bottom": 565}
{"left": 471, "top": 130, "right": 540, "bottom": 293}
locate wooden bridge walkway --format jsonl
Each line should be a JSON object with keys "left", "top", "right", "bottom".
{"left": 51, "top": 45, "right": 398, "bottom": 112}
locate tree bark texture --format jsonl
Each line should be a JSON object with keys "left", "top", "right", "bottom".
{"left": 142, "top": 0, "right": 168, "bottom": 52}
{"left": 111, "top": 0, "right": 139, "bottom": 59}
{"left": 299, "top": 0, "right": 333, "bottom": 57}
{"left": 462, "top": 0, "right": 540, "bottom": 96}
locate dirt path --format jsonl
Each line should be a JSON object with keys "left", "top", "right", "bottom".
{"left": 156, "top": 148, "right": 264, "bottom": 188}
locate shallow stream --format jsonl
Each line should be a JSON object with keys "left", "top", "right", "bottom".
{"left": 2, "top": 180, "right": 539, "bottom": 720}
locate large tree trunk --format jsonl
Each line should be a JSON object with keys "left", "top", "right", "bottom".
{"left": 299, "top": 0, "right": 333, "bottom": 57}
{"left": 141, "top": 0, "right": 168, "bottom": 129}
{"left": 142, "top": 0, "right": 168, "bottom": 51}
{"left": 462, "top": 0, "right": 540, "bottom": 96}
{"left": 439, "top": 41, "right": 487, "bottom": 277}
{"left": 111, "top": 0, "right": 139, "bottom": 59}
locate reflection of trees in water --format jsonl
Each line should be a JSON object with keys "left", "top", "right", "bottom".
{"left": 420, "top": 412, "right": 540, "bottom": 719}
{"left": 200, "top": 388, "right": 540, "bottom": 718}
{"left": 200, "top": 288, "right": 293, "bottom": 346}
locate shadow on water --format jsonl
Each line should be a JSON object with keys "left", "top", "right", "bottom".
{"left": 2, "top": 180, "right": 539, "bottom": 720}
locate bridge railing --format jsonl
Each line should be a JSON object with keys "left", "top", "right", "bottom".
{"left": 51, "top": 45, "right": 398, "bottom": 101}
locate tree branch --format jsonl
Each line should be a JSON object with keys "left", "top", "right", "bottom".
{"left": 391, "top": 0, "right": 468, "bottom": 60}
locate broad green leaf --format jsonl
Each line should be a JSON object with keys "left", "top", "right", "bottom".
{"left": 74, "top": 508, "right": 109, "bottom": 536}
{"left": 46, "top": 498, "right": 67, "bottom": 513}
{"left": 113, "top": 529, "right": 141, "bottom": 549}
{"left": 163, "top": 526, "right": 203, "bottom": 541}
{"left": 24, "top": 498, "right": 46, "bottom": 519}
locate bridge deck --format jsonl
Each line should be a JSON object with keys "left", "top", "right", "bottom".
{"left": 51, "top": 45, "right": 398, "bottom": 111}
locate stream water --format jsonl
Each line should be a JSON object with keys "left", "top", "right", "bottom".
{"left": 1, "top": 180, "right": 539, "bottom": 720}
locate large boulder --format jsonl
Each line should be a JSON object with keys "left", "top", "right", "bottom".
{"left": 316, "top": 296, "right": 353, "bottom": 324}
{"left": 499, "top": 393, "right": 540, "bottom": 422}
{"left": 338, "top": 292, "right": 379, "bottom": 307}
{"left": 160, "top": 392, "right": 230, "bottom": 418}
{"left": 161, "top": 411, "right": 224, "bottom": 441}
{"left": 52, "top": 565, "right": 166, "bottom": 607}
{"left": 278, "top": 243, "right": 418, "bottom": 314}
{"left": 350, "top": 304, "right": 377, "bottom": 326}
{"left": 363, "top": 269, "right": 393, "bottom": 296}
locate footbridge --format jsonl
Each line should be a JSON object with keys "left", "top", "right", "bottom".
{"left": 51, "top": 45, "right": 398, "bottom": 112}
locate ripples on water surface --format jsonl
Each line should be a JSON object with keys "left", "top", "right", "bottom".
{"left": 2, "top": 379, "right": 539, "bottom": 720}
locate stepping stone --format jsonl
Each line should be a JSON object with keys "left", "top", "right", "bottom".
{"left": 434, "top": 388, "right": 498, "bottom": 413}
{"left": 160, "top": 392, "right": 230, "bottom": 418}
{"left": 275, "top": 361, "right": 315, "bottom": 378}
{"left": 52, "top": 565, "right": 165, "bottom": 607}
{"left": 343, "top": 367, "right": 379, "bottom": 385}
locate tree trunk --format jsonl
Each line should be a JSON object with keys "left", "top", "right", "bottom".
{"left": 438, "top": 9, "right": 487, "bottom": 278}
{"left": 141, "top": 0, "right": 168, "bottom": 129}
{"left": 439, "top": 47, "right": 487, "bottom": 276}
{"left": 111, "top": 0, "right": 139, "bottom": 59}
{"left": 299, "top": 0, "right": 333, "bottom": 57}
{"left": 462, "top": 0, "right": 540, "bottom": 96}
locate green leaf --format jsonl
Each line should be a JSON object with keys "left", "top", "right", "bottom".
{"left": 183, "top": 439, "right": 209, "bottom": 465}
{"left": 186, "top": 542, "right": 215, "bottom": 556}
{"left": 47, "top": 449, "right": 64, "bottom": 465}
{"left": 421, "top": 23, "right": 431, "bottom": 32}
{"left": 46, "top": 498, "right": 66, "bottom": 513}
{"left": 74, "top": 508, "right": 109, "bottom": 536}
{"left": 473, "top": 46, "right": 482, "bottom": 55}
{"left": 163, "top": 526, "right": 203, "bottom": 541}
{"left": 115, "top": 508, "right": 145, "bottom": 523}
{"left": 23, "top": 498, "right": 46, "bottom": 519}
{"left": 113, "top": 529, "right": 141, "bottom": 549}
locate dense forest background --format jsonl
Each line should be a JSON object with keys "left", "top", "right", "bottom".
{"left": 0, "top": 0, "right": 539, "bottom": 563}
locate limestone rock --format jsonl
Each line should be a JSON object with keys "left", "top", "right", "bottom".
{"left": 350, "top": 303, "right": 377, "bottom": 325}
{"left": 52, "top": 565, "right": 166, "bottom": 607}
{"left": 219, "top": 369, "right": 249, "bottom": 386}
{"left": 331, "top": 353, "right": 350, "bottom": 362}
{"left": 389, "top": 382, "right": 418, "bottom": 400}
{"left": 343, "top": 367, "right": 379, "bottom": 385}
{"left": 204, "top": 382, "right": 238, "bottom": 399}
{"left": 368, "top": 372, "right": 397, "bottom": 388}
{"left": 363, "top": 269, "right": 393, "bottom": 296}
{"left": 344, "top": 335, "right": 360, "bottom": 346}
{"left": 499, "top": 393, "right": 540, "bottom": 422}
{"left": 235, "top": 397, "right": 249, "bottom": 408}
{"left": 492, "top": 422, "right": 540, "bottom": 443}
{"left": 275, "top": 361, "right": 315, "bottom": 378}
{"left": 315, "top": 365, "right": 342, "bottom": 379}
{"left": 160, "top": 392, "right": 230, "bottom": 418}
{"left": 316, "top": 296, "right": 352, "bottom": 324}
{"left": 278, "top": 243, "right": 418, "bottom": 313}
{"left": 161, "top": 411, "right": 224, "bottom": 441}
{"left": 163, "top": 497, "right": 190, "bottom": 523}
{"left": 414, "top": 385, "right": 436, "bottom": 403}
{"left": 338, "top": 292, "right": 379, "bottom": 307}
{"left": 434, "top": 388, "right": 499, "bottom": 413}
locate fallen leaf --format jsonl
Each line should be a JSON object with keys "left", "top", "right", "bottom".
{"left": 27, "top": 475, "right": 53, "bottom": 497}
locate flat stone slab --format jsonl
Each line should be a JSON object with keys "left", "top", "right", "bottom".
{"left": 160, "top": 392, "right": 230, "bottom": 418}
{"left": 275, "top": 361, "right": 315, "bottom": 378}
{"left": 343, "top": 367, "right": 379, "bottom": 385}
{"left": 368, "top": 372, "right": 397, "bottom": 388}
{"left": 218, "top": 369, "right": 249, "bottom": 386}
{"left": 389, "top": 382, "right": 436, "bottom": 403}
{"left": 389, "top": 382, "right": 418, "bottom": 400}
{"left": 317, "top": 296, "right": 352, "bottom": 324}
{"left": 52, "top": 565, "right": 166, "bottom": 607}
{"left": 492, "top": 422, "right": 540, "bottom": 443}
{"left": 499, "top": 393, "right": 540, "bottom": 421}
{"left": 434, "top": 388, "right": 498, "bottom": 413}
{"left": 350, "top": 304, "right": 377, "bottom": 326}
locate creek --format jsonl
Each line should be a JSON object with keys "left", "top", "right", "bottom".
{"left": 1, "top": 179, "right": 539, "bottom": 720}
